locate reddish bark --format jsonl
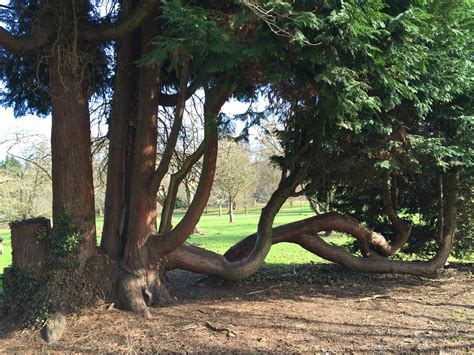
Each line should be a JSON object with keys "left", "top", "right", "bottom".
{"left": 48, "top": 52, "right": 97, "bottom": 267}
{"left": 101, "top": 12, "right": 141, "bottom": 259}
{"left": 121, "top": 16, "right": 161, "bottom": 268}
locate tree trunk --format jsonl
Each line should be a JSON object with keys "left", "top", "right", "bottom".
{"left": 219, "top": 203, "right": 222, "bottom": 216}
{"left": 229, "top": 199, "right": 234, "bottom": 224}
{"left": 101, "top": 19, "right": 140, "bottom": 259}
{"left": 9, "top": 218, "right": 50, "bottom": 273}
{"left": 48, "top": 51, "right": 96, "bottom": 268}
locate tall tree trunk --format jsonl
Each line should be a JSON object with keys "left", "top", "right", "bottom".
{"left": 48, "top": 43, "right": 96, "bottom": 267}
{"left": 117, "top": 82, "right": 234, "bottom": 315}
{"left": 101, "top": 15, "right": 140, "bottom": 259}
{"left": 114, "top": 12, "right": 163, "bottom": 317}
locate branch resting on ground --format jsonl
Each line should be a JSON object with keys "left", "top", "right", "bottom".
{"left": 168, "top": 174, "right": 458, "bottom": 279}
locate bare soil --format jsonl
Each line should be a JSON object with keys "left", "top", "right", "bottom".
{"left": 0, "top": 263, "right": 473, "bottom": 353}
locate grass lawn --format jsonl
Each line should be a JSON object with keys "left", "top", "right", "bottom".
{"left": 0, "top": 202, "right": 348, "bottom": 291}
{"left": 0, "top": 202, "right": 339, "bottom": 271}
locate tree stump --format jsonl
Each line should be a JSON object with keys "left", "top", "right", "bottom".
{"left": 9, "top": 217, "right": 50, "bottom": 273}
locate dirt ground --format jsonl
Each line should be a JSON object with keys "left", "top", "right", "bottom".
{"left": 0, "top": 263, "right": 472, "bottom": 353}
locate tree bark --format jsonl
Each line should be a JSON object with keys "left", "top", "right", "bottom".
{"left": 146, "top": 81, "right": 236, "bottom": 260}
{"left": 0, "top": 2, "right": 53, "bottom": 54}
{"left": 167, "top": 169, "right": 307, "bottom": 281}
{"left": 381, "top": 172, "right": 412, "bottom": 255}
{"left": 159, "top": 141, "right": 205, "bottom": 233}
{"left": 48, "top": 51, "right": 97, "bottom": 267}
{"left": 80, "top": 0, "right": 161, "bottom": 42}
{"left": 101, "top": 14, "right": 140, "bottom": 259}
{"left": 121, "top": 15, "right": 161, "bottom": 269}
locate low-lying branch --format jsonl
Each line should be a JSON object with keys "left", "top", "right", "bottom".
{"left": 168, "top": 174, "right": 458, "bottom": 279}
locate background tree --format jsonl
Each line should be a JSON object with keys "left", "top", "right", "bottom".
{"left": 214, "top": 139, "right": 257, "bottom": 223}
{"left": 0, "top": 135, "right": 52, "bottom": 223}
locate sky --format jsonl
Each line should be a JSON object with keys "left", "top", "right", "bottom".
{"left": 0, "top": 98, "right": 262, "bottom": 160}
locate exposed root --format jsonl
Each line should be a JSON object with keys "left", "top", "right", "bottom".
{"left": 116, "top": 271, "right": 152, "bottom": 318}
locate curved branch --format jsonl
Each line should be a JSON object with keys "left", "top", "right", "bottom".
{"left": 168, "top": 169, "right": 306, "bottom": 281}
{"left": 169, "top": 174, "right": 459, "bottom": 278}
{"left": 159, "top": 82, "right": 198, "bottom": 107}
{"left": 159, "top": 140, "right": 205, "bottom": 233}
{"left": 0, "top": 22, "right": 52, "bottom": 54}
{"left": 150, "top": 59, "right": 191, "bottom": 195}
{"left": 381, "top": 172, "right": 412, "bottom": 256}
{"left": 145, "top": 81, "right": 235, "bottom": 259}
{"left": 80, "top": 0, "right": 160, "bottom": 42}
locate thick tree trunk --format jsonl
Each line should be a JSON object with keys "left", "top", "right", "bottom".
{"left": 121, "top": 25, "right": 160, "bottom": 267}
{"left": 9, "top": 218, "right": 50, "bottom": 273}
{"left": 48, "top": 52, "right": 96, "bottom": 267}
{"left": 113, "top": 82, "right": 235, "bottom": 315}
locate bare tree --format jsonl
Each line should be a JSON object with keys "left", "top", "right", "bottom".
{"left": 214, "top": 139, "right": 257, "bottom": 223}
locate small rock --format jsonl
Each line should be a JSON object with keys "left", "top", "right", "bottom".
{"left": 41, "top": 312, "right": 66, "bottom": 344}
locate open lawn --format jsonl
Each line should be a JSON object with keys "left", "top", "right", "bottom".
{"left": 0, "top": 202, "right": 350, "bottom": 292}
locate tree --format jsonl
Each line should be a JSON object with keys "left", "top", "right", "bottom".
{"left": 214, "top": 139, "right": 257, "bottom": 223}
{"left": 0, "top": 0, "right": 472, "bottom": 324}
{"left": 253, "top": 124, "right": 282, "bottom": 204}
{"left": 0, "top": 136, "right": 52, "bottom": 223}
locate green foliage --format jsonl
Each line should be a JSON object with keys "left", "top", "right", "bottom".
{"left": 37, "top": 211, "right": 84, "bottom": 269}
{"left": 2, "top": 268, "right": 49, "bottom": 327}
{"left": 0, "top": 0, "right": 113, "bottom": 118}
{"left": 2, "top": 212, "right": 86, "bottom": 326}
{"left": 292, "top": 0, "right": 474, "bottom": 257}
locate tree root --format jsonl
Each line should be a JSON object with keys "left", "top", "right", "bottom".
{"left": 116, "top": 271, "right": 152, "bottom": 318}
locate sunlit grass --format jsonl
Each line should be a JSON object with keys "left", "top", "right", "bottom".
{"left": 2, "top": 201, "right": 467, "bottom": 294}
{"left": 0, "top": 202, "right": 337, "bottom": 285}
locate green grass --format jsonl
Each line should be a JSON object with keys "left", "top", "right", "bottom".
{"left": 181, "top": 203, "right": 349, "bottom": 264}
{"left": 0, "top": 203, "right": 341, "bottom": 283}
{"left": 0, "top": 202, "right": 471, "bottom": 294}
